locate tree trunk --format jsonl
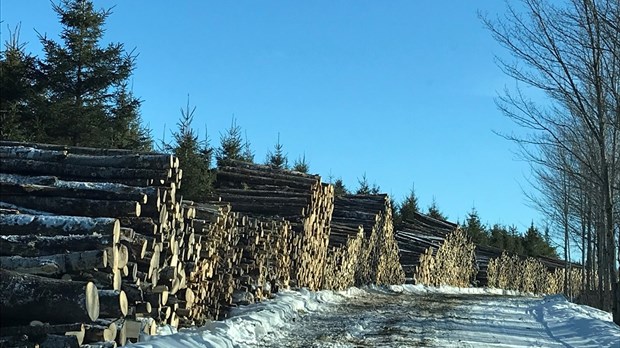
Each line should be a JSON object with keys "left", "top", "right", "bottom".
{"left": 0, "top": 269, "right": 99, "bottom": 325}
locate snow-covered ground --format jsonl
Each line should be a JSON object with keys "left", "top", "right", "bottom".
{"left": 129, "top": 285, "right": 620, "bottom": 348}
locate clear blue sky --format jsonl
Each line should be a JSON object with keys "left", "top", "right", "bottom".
{"left": 1, "top": 1, "right": 544, "bottom": 231}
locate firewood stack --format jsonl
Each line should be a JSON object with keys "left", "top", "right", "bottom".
{"left": 322, "top": 224, "right": 363, "bottom": 290}
{"left": 0, "top": 141, "right": 184, "bottom": 346}
{"left": 330, "top": 194, "right": 404, "bottom": 287}
{"left": 214, "top": 160, "right": 334, "bottom": 290}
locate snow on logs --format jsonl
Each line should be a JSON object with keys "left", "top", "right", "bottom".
{"left": 326, "top": 194, "right": 405, "bottom": 290}
{"left": 215, "top": 159, "right": 334, "bottom": 291}
{"left": 0, "top": 142, "right": 179, "bottom": 346}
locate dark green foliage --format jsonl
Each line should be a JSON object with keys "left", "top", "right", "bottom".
{"left": 38, "top": 0, "right": 151, "bottom": 148}
{"left": 523, "top": 223, "right": 558, "bottom": 258}
{"left": 265, "top": 133, "right": 288, "bottom": 169}
{"left": 216, "top": 117, "right": 244, "bottom": 164}
{"left": 356, "top": 174, "right": 371, "bottom": 194}
{"left": 241, "top": 131, "right": 254, "bottom": 163}
{"left": 355, "top": 173, "right": 380, "bottom": 195}
{"left": 427, "top": 198, "right": 447, "bottom": 220}
{"left": 462, "top": 207, "right": 488, "bottom": 244}
{"left": 292, "top": 154, "right": 310, "bottom": 173}
{"left": 0, "top": 26, "right": 44, "bottom": 141}
{"left": 164, "top": 100, "right": 214, "bottom": 201}
{"left": 333, "top": 178, "right": 348, "bottom": 196}
{"left": 391, "top": 197, "right": 401, "bottom": 226}
{"left": 0, "top": 0, "right": 151, "bottom": 149}
{"left": 399, "top": 183, "right": 420, "bottom": 223}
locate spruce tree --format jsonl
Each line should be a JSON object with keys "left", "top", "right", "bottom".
{"left": 38, "top": 0, "right": 151, "bottom": 148}
{"left": 292, "top": 154, "right": 310, "bottom": 173}
{"left": 333, "top": 178, "right": 348, "bottom": 196}
{"left": 216, "top": 117, "right": 244, "bottom": 164}
{"left": 0, "top": 26, "right": 44, "bottom": 141}
{"left": 241, "top": 131, "right": 254, "bottom": 163}
{"left": 165, "top": 100, "right": 213, "bottom": 201}
{"left": 427, "top": 197, "right": 447, "bottom": 220}
{"left": 462, "top": 207, "right": 488, "bottom": 244}
{"left": 399, "top": 183, "right": 420, "bottom": 223}
{"left": 356, "top": 173, "right": 371, "bottom": 194}
{"left": 265, "top": 133, "right": 288, "bottom": 169}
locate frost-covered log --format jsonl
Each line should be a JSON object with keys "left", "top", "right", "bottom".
{"left": 0, "top": 269, "right": 99, "bottom": 325}
{"left": 0, "top": 195, "right": 141, "bottom": 218}
{"left": 0, "top": 214, "right": 121, "bottom": 241}
{"left": 0, "top": 250, "right": 107, "bottom": 276}
{"left": 0, "top": 234, "right": 116, "bottom": 257}
{"left": 97, "top": 290, "right": 128, "bottom": 318}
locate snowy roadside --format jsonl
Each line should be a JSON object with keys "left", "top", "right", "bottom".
{"left": 127, "top": 285, "right": 620, "bottom": 348}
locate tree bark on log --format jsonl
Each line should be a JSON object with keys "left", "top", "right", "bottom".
{"left": 0, "top": 183, "right": 148, "bottom": 204}
{"left": 0, "top": 250, "right": 107, "bottom": 276}
{"left": 0, "top": 195, "right": 141, "bottom": 218}
{"left": 0, "top": 269, "right": 99, "bottom": 325}
{"left": 0, "top": 215, "right": 120, "bottom": 242}
{"left": 0, "top": 234, "right": 116, "bottom": 257}
{"left": 0, "top": 158, "right": 171, "bottom": 181}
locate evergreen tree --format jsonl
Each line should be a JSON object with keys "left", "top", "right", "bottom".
{"left": 165, "top": 100, "right": 213, "bottom": 201}
{"left": 489, "top": 224, "right": 508, "bottom": 249}
{"left": 522, "top": 222, "right": 557, "bottom": 258}
{"left": 216, "top": 117, "right": 244, "bottom": 164}
{"left": 399, "top": 183, "right": 420, "bottom": 223}
{"left": 333, "top": 178, "right": 348, "bottom": 196}
{"left": 508, "top": 225, "right": 524, "bottom": 255}
{"left": 265, "top": 133, "right": 288, "bottom": 169}
{"left": 0, "top": 26, "right": 44, "bottom": 141}
{"left": 241, "top": 131, "right": 254, "bottom": 163}
{"left": 292, "top": 153, "right": 309, "bottom": 173}
{"left": 38, "top": 0, "right": 151, "bottom": 148}
{"left": 427, "top": 197, "right": 447, "bottom": 220}
{"left": 462, "top": 207, "right": 488, "bottom": 244}
{"left": 356, "top": 173, "right": 371, "bottom": 194}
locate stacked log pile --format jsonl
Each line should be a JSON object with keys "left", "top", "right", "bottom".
{"left": 487, "top": 251, "right": 583, "bottom": 296}
{"left": 329, "top": 194, "right": 404, "bottom": 287}
{"left": 395, "top": 212, "right": 456, "bottom": 282}
{"left": 0, "top": 141, "right": 186, "bottom": 347}
{"left": 214, "top": 160, "right": 333, "bottom": 290}
{"left": 413, "top": 228, "right": 477, "bottom": 287}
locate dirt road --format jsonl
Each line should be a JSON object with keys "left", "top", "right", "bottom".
{"left": 256, "top": 289, "right": 617, "bottom": 348}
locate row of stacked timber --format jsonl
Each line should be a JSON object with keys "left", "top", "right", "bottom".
{"left": 0, "top": 141, "right": 410, "bottom": 347}
{"left": 214, "top": 159, "right": 334, "bottom": 291}
{"left": 395, "top": 212, "right": 456, "bottom": 282}
{"left": 326, "top": 194, "right": 404, "bottom": 289}
{"left": 395, "top": 211, "right": 583, "bottom": 291}
{"left": 0, "top": 142, "right": 299, "bottom": 346}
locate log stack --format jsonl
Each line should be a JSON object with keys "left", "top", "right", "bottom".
{"left": 0, "top": 142, "right": 297, "bottom": 346}
{"left": 395, "top": 212, "right": 457, "bottom": 283}
{"left": 330, "top": 194, "right": 404, "bottom": 287}
{"left": 214, "top": 160, "right": 334, "bottom": 290}
{"left": 0, "top": 142, "right": 184, "bottom": 346}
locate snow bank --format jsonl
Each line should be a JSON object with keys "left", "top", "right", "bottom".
{"left": 128, "top": 288, "right": 358, "bottom": 348}
{"left": 128, "top": 286, "right": 620, "bottom": 348}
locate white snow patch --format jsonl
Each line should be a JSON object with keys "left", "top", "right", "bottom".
{"left": 127, "top": 286, "right": 620, "bottom": 348}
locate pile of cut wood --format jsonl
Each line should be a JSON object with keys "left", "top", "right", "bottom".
{"left": 214, "top": 160, "right": 333, "bottom": 290}
{"left": 0, "top": 141, "right": 412, "bottom": 347}
{"left": 329, "top": 194, "right": 404, "bottom": 288}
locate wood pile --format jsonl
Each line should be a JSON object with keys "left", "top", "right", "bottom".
{"left": 330, "top": 194, "right": 404, "bottom": 287}
{"left": 413, "top": 228, "right": 477, "bottom": 287}
{"left": 487, "top": 251, "right": 583, "bottom": 296}
{"left": 395, "top": 212, "right": 456, "bottom": 282}
{"left": 0, "top": 141, "right": 185, "bottom": 347}
{"left": 214, "top": 160, "right": 333, "bottom": 290}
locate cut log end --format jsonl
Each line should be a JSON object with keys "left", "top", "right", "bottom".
{"left": 86, "top": 282, "right": 100, "bottom": 322}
